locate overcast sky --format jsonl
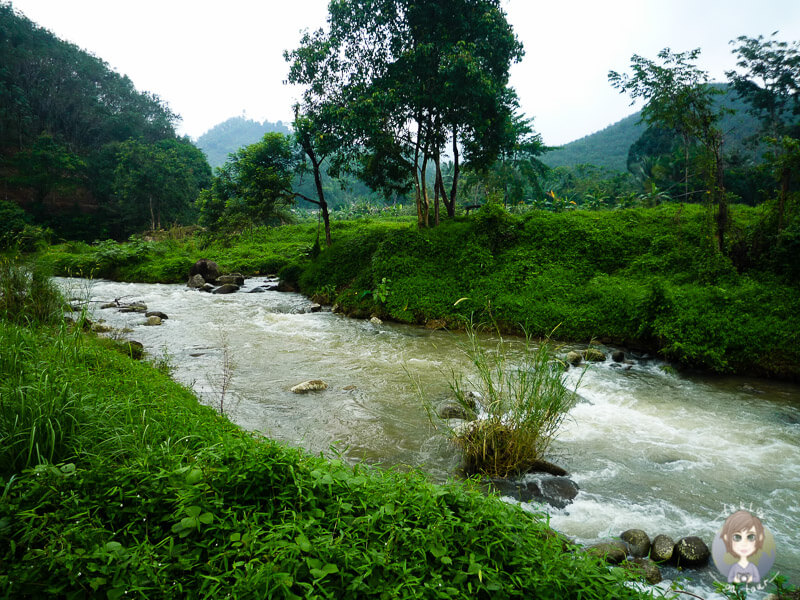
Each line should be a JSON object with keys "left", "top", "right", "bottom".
{"left": 8, "top": 0, "right": 800, "bottom": 146}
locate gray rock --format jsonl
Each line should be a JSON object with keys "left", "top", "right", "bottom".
{"left": 626, "top": 558, "right": 662, "bottom": 584}
{"left": 100, "top": 302, "right": 117, "bottom": 309}
{"left": 491, "top": 475, "right": 579, "bottom": 509}
{"left": 189, "top": 259, "right": 220, "bottom": 284}
{"left": 144, "top": 315, "right": 162, "bottom": 326}
{"left": 621, "top": 529, "right": 651, "bottom": 558}
{"left": 611, "top": 350, "right": 626, "bottom": 363}
{"left": 291, "top": 380, "right": 328, "bottom": 393}
{"left": 674, "top": 536, "right": 710, "bottom": 568}
{"left": 582, "top": 348, "right": 607, "bottom": 362}
{"left": 145, "top": 311, "right": 168, "bottom": 320}
{"left": 649, "top": 534, "right": 675, "bottom": 563}
{"left": 308, "top": 303, "right": 322, "bottom": 313}
{"left": 438, "top": 403, "right": 472, "bottom": 420}
{"left": 200, "top": 283, "right": 215, "bottom": 292}
{"left": 187, "top": 274, "right": 206, "bottom": 288}
{"left": 119, "top": 304, "right": 147, "bottom": 313}
{"left": 369, "top": 316, "right": 383, "bottom": 325}
{"left": 216, "top": 273, "right": 245, "bottom": 286}
{"left": 565, "top": 351, "right": 582, "bottom": 366}
{"left": 247, "top": 286, "right": 267, "bottom": 293}
{"left": 212, "top": 284, "right": 239, "bottom": 294}
{"left": 586, "top": 541, "right": 627, "bottom": 564}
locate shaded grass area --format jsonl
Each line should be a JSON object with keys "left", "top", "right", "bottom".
{"left": 0, "top": 271, "right": 652, "bottom": 598}
{"left": 41, "top": 206, "right": 800, "bottom": 377}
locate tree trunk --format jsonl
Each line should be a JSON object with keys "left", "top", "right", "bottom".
{"left": 713, "top": 136, "right": 727, "bottom": 253}
{"left": 446, "top": 124, "right": 460, "bottom": 218}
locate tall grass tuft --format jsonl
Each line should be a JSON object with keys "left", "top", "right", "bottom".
{"left": 446, "top": 323, "right": 579, "bottom": 478}
{"left": 0, "top": 257, "right": 64, "bottom": 325}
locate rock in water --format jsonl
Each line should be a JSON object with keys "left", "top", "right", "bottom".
{"left": 586, "top": 541, "right": 627, "bottom": 564}
{"left": 291, "top": 380, "right": 328, "bottom": 393}
{"left": 187, "top": 274, "right": 205, "bottom": 288}
{"left": 144, "top": 315, "right": 162, "bottom": 326}
{"left": 674, "top": 536, "right": 710, "bottom": 567}
{"left": 621, "top": 529, "right": 651, "bottom": 558}
{"left": 189, "top": 259, "right": 220, "bottom": 284}
{"left": 649, "top": 534, "right": 675, "bottom": 562}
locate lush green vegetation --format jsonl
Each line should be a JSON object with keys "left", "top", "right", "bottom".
{"left": 195, "top": 116, "right": 293, "bottom": 169}
{"left": 0, "top": 263, "right": 655, "bottom": 598}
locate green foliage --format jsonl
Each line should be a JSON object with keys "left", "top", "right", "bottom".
{"left": 198, "top": 133, "right": 297, "bottom": 231}
{"left": 0, "top": 258, "right": 64, "bottom": 325}
{"left": 195, "top": 116, "right": 292, "bottom": 169}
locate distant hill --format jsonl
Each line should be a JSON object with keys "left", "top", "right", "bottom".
{"left": 196, "top": 117, "right": 292, "bottom": 169}
{"left": 542, "top": 84, "right": 762, "bottom": 172}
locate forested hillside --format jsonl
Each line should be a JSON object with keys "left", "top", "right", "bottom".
{"left": 0, "top": 4, "right": 211, "bottom": 241}
{"left": 543, "top": 84, "right": 762, "bottom": 172}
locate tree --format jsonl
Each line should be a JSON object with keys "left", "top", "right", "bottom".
{"left": 111, "top": 137, "right": 210, "bottom": 235}
{"left": 286, "top": 0, "right": 523, "bottom": 227}
{"left": 197, "top": 133, "right": 297, "bottom": 231}
{"left": 727, "top": 34, "right": 800, "bottom": 231}
{"left": 610, "top": 48, "right": 729, "bottom": 252}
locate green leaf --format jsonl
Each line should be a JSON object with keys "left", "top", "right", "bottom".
{"left": 198, "top": 512, "right": 213, "bottom": 525}
{"left": 296, "top": 533, "right": 312, "bottom": 552}
{"left": 185, "top": 468, "right": 203, "bottom": 485}
{"left": 185, "top": 505, "right": 202, "bottom": 518}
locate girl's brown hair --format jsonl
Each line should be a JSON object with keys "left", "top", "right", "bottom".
{"left": 721, "top": 510, "right": 764, "bottom": 556}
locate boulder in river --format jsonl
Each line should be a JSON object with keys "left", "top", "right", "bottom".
{"left": 491, "top": 475, "right": 579, "bottom": 509}
{"left": 611, "top": 350, "right": 626, "bottom": 363}
{"left": 624, "top": 558, "right": 662, "bottom": 584}
{"left": 216, "top": 273, "right": 245, "bottom": 286}
{"left": 145, "top": 311, "right": 168, "bottom": 320}
{"left": 565, "top": 351, "right": 582, "bottom": 366}
{"left": 189, "top": 259, "right": 220, "bottom": 284}
{"left": 291, "top": 380, "right": 328, "bottom": 393}
{"left": 649, "top": 534, "right": 675, "bottom": 562}
{"left": 212, "top": 284, "right": 240, "bottom": 294}
{"left": 585, "top": 541, "right": 627, "bottom": 564}
{"left": 582, "top": 348, "right": 607, "bottom": 362}
{"left": 621, "top": 529, "right": 651, "bottom": 558}
{"left": 144, "top": 315, "right": 162, "bottom": 326}
{"left": 187, "top": 274, "right": 206, "bottom": 289}
{"left": 674, "top": 536, "right": 710, "bottom": 568}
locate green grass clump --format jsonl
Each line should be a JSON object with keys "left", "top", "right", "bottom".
{"left": 443, "top": 325, "right": 579, "bottom": 478}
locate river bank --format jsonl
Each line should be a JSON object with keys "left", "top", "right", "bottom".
{"left": 42, "top": 205, "right": 800, "bottom": 380}
{"left": 0, "top": 271, "right": 656, "bottom": 599}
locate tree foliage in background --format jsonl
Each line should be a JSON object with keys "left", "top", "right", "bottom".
{"left": 0, "top": 4, "right": 209, "bottom": 240}
{"left": 727, "top": 33, "right": 800, "bottom": 232}
{"left": 197, "top": 133, "right": 297, "bottom": 231}
{"left": 286, "top": 0, "right": 525, "bottom": 227}
{"left": 610, "top": 48, "right": 729, "bottom": 252}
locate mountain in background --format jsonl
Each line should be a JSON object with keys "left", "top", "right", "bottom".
{"left": 195, "top": 117, "right": 292, "bottom": 169}
{"left": 542, "top": 84, "right": 762, "bottom": 172}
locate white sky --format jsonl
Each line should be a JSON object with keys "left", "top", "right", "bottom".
{"left": 7, "top": 0, "right": 800, "bottom": 146}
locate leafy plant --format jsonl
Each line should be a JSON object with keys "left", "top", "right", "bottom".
{"left": 430, "top": 322, "right": 580, "bottom": 478}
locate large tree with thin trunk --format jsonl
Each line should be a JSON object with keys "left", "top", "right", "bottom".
{"left": 285, "top": 0, "right": 523, "bottom": 227}
{"left": 609, "top": 48, "right": 729, "bottom": 252}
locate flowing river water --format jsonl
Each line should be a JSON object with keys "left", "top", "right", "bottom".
{"left": 59, "top": 277, "right": 800, "bottom": 598}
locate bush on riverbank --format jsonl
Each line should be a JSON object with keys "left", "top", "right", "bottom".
{"left": 0, "top": 269, "right": 652, "bottom": 598}
{"left": 41, "top": 205, "right": 800, "bottom": 378}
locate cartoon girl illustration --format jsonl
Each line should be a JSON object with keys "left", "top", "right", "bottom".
{"left": 720, "top": 510, "right": 765, "bottom": 583}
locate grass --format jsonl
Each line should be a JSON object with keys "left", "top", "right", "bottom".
{"left": 0, "top": 258, "right": 655, "bottom": 599}
{"left": 442, "top": 324, "right": 579, "bottom": 478}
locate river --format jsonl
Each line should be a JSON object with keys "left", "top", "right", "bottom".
{"left": 59, "top": 276, "right": 800, "bottom": 599}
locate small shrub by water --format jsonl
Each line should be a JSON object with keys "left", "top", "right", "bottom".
{"left": 438, "top": 323, "right": 579, "bottom": 478}
{"left": 0, "top": 258, "right": 64, "bottom": 325}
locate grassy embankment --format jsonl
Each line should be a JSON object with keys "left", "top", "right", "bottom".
{"left": 43, "top": 205, "right": 800, "bottom": 379}
{"left": 0, "top": 260, "right": 653, "bottom": 598}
